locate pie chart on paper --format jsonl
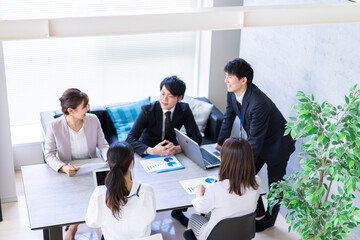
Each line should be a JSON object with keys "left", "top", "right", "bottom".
{"left": 164, "top": 157, "right": 173, "bottom": 162}
{"left": 205, "top": 178, "right": 215, "bottom": 184}
{"left": 167, "top": 162, "right": 177, "bottom": 167}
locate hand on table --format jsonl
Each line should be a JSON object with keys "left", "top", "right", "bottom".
{"left": 215, "top": 143, "right": 222, "bottom": 151}
{"left": 146, "top": 140, "right": 181, "bottom": 156}
{"left": 195, "top": 184, "right": 206, "bottom": 198}
{"left": 161, "top": 142, "right": 181, "bottom": 156}
{"left": 60, "top": 164, "right": 80, "bottom": 177}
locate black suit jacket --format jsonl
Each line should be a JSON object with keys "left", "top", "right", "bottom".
{"left": 126, "top": 101, "right": 202, "bottom": 156}
{"left": 217, "top": 84, "right": 295, "bottom": 166}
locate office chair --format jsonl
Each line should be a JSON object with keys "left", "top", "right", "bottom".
{"left": 183, "top": 212, "right": 256, "bottom": 240}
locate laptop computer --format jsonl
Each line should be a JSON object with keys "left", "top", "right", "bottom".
{"left": 92, "top": 168, "right": 110, "bottom": 187}
{"left": 174, "top": 128, "right": 221, "bottom": 169}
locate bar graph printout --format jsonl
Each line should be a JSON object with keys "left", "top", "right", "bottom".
{"left": 179, "top": 176, "right": 217, "bottom": 195}
{"left": 140, "top": 155, "right": 185, "bottom": 173}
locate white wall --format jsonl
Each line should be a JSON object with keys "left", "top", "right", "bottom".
{"left": 0, "top": 42, "right": 17, "bottom": 202}
{"left": 197, "top": 0, "right": 243, "bottom": 112}
{"left": 13, "top": 143, "right": 44, "bottom": 170}
{"left": 241, "top": 1, "right": 360, "bottom": 238}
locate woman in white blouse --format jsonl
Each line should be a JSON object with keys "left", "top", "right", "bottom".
{"left": 44, "top": 88, "right": 109, "bottom": 240}
{"left": 85, "top": 141, "right": 156, "bottom": 240}
{"left": 187, "top": 137, "right": 261, "bottom": 240}
{"left": 45, "top": 88, "right": 109, "bottom": 175}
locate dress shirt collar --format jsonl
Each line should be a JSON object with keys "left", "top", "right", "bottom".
{"left": 162, "top": 105, "right": 176, "bottom": 119}
{"left": 235, "top": 87, "right": 247, "bottom": 104}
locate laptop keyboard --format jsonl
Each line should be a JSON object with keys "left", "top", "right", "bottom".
{"left": 200, "top": 148, "right": 220, "bottom": 165}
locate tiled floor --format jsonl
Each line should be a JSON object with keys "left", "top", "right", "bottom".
{"left": 0, "top": 170, "right": 299, "bottom": 240}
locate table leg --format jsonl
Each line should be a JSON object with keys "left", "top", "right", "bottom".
{"left": 43, "top": 227, "right": 63, "bottom": 240}
{"left": 43, "top": 229, "right": 49, "bottom": 240}
{"left": 0, "top": 197, "right": 3, "bottom": 222}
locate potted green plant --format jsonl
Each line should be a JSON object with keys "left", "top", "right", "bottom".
{"left": 268, "top": 85, "right": 360, "bottom": 240}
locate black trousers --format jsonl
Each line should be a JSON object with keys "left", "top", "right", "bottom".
{"left": 255, "top": 157, "right": 288, "bottom": 217}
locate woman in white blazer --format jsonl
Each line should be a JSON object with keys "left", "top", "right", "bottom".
{"left": 44, "top": 88, "right": 109, "bottom": 240}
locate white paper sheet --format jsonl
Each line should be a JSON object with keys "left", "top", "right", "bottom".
{"left": 74, "top": 162, "right": 108, "bottom": 176}
{"left": 179, "top": 176, "right": 217, "bottom": 195}
{"left": 140, "top": 156, "right": 184, "bottom": 173}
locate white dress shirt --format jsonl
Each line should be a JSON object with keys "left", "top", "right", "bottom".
{"left": 85, "top": 180, "right": 156, "bottom": 240}
{"left": 68, "top": 124, "right": 90, "bottom": 160}
{"left": 235, "top": 88, "right": 247, "bottom": 105}
{"left": 192, "top": 176, "right": 261, "bottom": 240}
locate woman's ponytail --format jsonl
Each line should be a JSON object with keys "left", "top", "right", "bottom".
{"left": 105, "top": 164, "right": 130, "bottom": 219}
{"left": 104, "top": 141, "right": 134, "bottom": 219}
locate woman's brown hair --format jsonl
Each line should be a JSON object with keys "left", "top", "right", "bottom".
{"left": 105, "top": 141, "right": 134, "bottom": 219}
{"left": 219, "top": 137, "right": 258, "bottom": 196}
{"left": 59, "top": 88, "right": 89, "bottom": 115}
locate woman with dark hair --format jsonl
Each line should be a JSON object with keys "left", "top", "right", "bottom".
{"left": 187, "top": 137, "right": 261, "bottom": 240}
{"left": 85, "top": 142, "right": 156, "bottom": 239}
{"left": 44, "top": 88, "right": 109, "bottom": 240}
{"left": 45, "top": 88, "right": 109, "bottom": 175}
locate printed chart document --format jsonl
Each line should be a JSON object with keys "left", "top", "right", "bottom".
{"left": 140, "top": 155, "right": 184, "bottom": 173}
{"left": 179, "top": 176, "right": 217, "bottom": 195}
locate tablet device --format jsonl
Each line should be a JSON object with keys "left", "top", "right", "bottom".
{"left": 92, "top": 168, "right": 110, "bottom": 187}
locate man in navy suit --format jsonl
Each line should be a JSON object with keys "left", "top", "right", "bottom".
{"left": 215, "top": 58, "right": 295, "bottom": 232}
{"left": 126, "top": 75, "right": 201, "bottom": 157}
{"left": 126, "top": 75, "right": 202, "bottom": 227}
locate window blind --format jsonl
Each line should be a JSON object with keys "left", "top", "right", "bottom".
{"left": 2, "top": 0, "right": 198, "bottom": 125}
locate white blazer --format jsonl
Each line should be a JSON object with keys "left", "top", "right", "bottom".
{"left": 45, "top": 113, "right": 109, "bottom": 171}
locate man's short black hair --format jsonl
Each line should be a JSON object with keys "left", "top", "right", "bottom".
{"left": 224, "top": 58, "right": 254, "bottom": 85}
{"left": 160, "top": 75, "right": 186, "bottom": 98}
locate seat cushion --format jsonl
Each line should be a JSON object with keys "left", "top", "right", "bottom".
{"left": 181, "top": 95, "right": 213, "bottom": 137}
{"left": 106, "top": 97, "right": 151, "bottom": 141}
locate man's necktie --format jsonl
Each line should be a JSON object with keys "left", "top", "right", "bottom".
{"left": 237, "top": 101, "right": 243, "bottom": 139}
{"left": 164, "top": 111, "right": 171, "bottom": 140}
{"left": 237, "top": 101, "right": 242, "bottom": 112}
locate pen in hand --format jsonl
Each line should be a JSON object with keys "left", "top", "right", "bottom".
{"left": 68, "top": 163, "right": 79, "bottom": 171}
{"left": 65, "top": 163, "right": 80, "bottom": 177}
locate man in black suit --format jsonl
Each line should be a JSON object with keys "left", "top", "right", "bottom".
{"left": 126, "top": 75, "right": 202, "bottom": 227}
{"left": 215, "top": 58, "right": 295, "bottom": 232}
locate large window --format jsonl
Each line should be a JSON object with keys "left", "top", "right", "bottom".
{"left": 2, "top": 0, "right": 199, "bottom": 129}
{"left": 4, "top": 32, "right": 197, "bottom": 125}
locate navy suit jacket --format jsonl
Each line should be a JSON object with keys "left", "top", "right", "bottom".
{"left": 217, "top": 84, "right": 295, "bottom": 166}
{"left": 126, "top": 101, "right": 202, "bottom": 156}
